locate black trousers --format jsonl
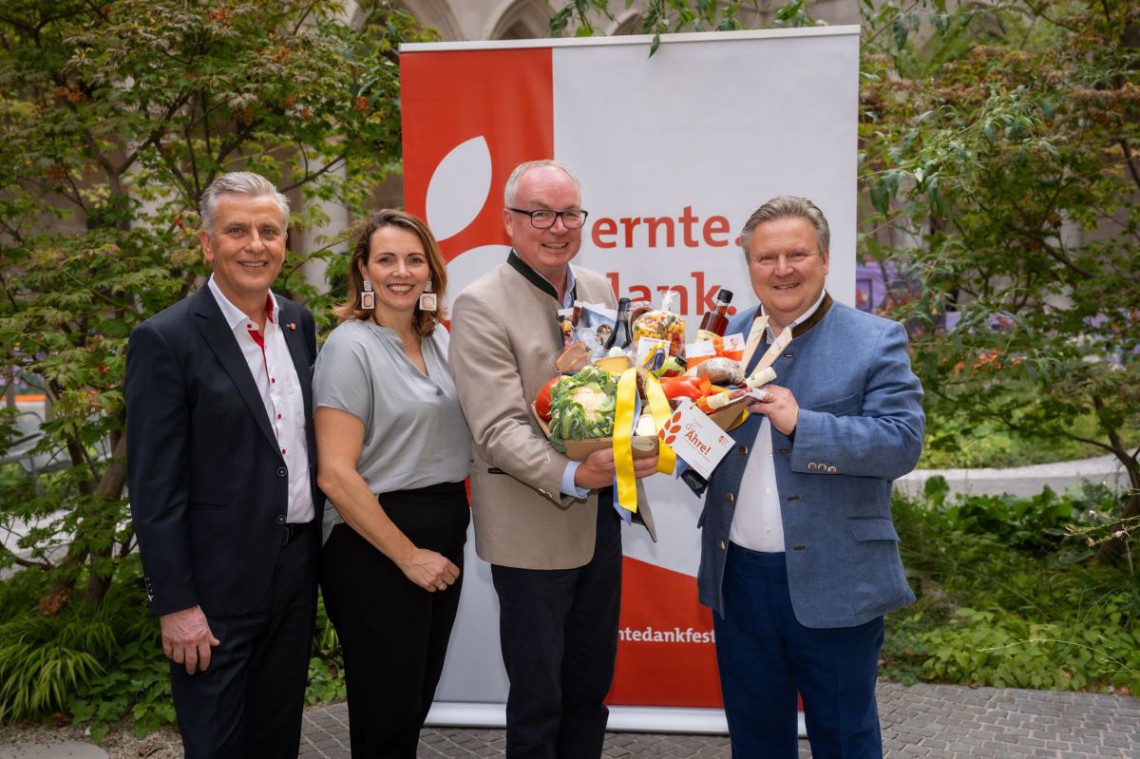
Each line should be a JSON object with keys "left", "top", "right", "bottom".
{"left": 170, "top": 521, "right": 318, "bottom": 759}
{"left": 491, "top": 491, "right": 622, "bottom": 759}
{"left": 320, "top": 481, "right": 469, "bottom": 759}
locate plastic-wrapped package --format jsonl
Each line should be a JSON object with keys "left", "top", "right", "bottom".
{"left": 631, "top": 290, "right": 686, "bottom": 357}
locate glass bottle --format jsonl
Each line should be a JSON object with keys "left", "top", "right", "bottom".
{"left": 695, "top": 289, "right": 733, "bottom": 342}
{"left": 604, "top": 297, "right": 633, "bottom": 352}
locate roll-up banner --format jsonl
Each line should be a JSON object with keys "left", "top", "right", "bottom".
{"left": 401, "top": 28, "right": 860, "bottom": 732}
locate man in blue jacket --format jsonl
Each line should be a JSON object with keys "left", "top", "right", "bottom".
{"left": 697, "top": 195, "right": 924, "bottom": 758}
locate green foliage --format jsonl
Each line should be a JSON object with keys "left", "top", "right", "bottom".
{"left": 884, "top": 485, "right": 1140, "bottom": 694}
{"left": 0, "top": 0, "right": 433, "bottom": 730}
{"left": 63, "top": 561, "right": 172, "bottom": 740}
{"left": 858, "top": 0, "right": 1140, "bottom": 557}
{"left": 0, "top": 0, "right": 430, "bottom": 616}
{"left": 0, "top": 549, "right": 348, "bottom": 736}
{"left": 919, "top": 400, "right": 1140, "bottom": 469}
{"left": 923, "top": 478, "right": 1079, "bottom": 553}
{"left": 0, "top": 563, "right": 131, "bottom": 723}
{"left": 306, "top": 598, "right": 346, "bottom": 706}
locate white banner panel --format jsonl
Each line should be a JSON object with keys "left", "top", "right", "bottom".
{"left": 401, "top": 27, "right": 860, "bottom": 730}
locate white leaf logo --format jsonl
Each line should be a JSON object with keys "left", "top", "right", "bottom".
{"left": 426, "top": 136, "right": 493, "bottom": 242}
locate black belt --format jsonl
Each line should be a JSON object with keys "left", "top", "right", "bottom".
{"left": 281, "top": 521, "right": 314, "bottom": 546}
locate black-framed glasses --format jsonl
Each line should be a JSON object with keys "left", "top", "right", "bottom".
{"left": 508, "top": 207, "right": 589, "bottom": 230}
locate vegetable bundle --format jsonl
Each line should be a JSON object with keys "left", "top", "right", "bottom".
{"left": 547, "top": 366, "right": 617, "bottom": 453}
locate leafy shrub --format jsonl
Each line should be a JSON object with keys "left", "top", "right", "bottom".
{"left": 306, "top": 596, "right": 346, "bottom": 706}
{"left": 915, "top": 607, "right": 1140, "bottom": 692}
{"left": 920, "top": 476, "right": 1085, "bottom": 554}
{"left": 0, "top": 570, "right": 116, "bottom": 722}
{"left": 884, "top": 485, "right": 1139, "bottom": 694}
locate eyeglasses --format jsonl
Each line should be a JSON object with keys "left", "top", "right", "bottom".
{"left": 508, "top": 207, "right": 589, "bottom": 230}
{"left": 751, "top": 251, "right": 816, "bottom": 269}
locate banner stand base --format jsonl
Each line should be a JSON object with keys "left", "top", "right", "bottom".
{"left": 426, "top": 703, "right": 806, "bottom": 738}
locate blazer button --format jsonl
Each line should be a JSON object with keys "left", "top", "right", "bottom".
{"left": 276, "top": 466, "right": 288, "bottom": 477}
{"left": 827, "top": 466, "right": 838, "bottom": 474}
{"left": 778, "top": 447, "right": 790, "bottom": 455}
{"left": 807, "top": 462, "right": 817, "bottom": 471}
{"left": 737, "top": 445, "right": 748, "bottom": 456}
{"left": 724, "top": 492, "right": 734, "bottom": 503}
{"left": 275, "top": 514, "right": 286, "bottom": 524}
{"left": 718, "top": 540, "right": 727, "bottom": 551}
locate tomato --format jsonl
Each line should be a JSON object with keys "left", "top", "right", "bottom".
{"left": 534, "top": 376, "right": 563, "bottom": 422}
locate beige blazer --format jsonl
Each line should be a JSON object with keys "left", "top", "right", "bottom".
{"left": 449, "top": 259, "right": 656, "bottom": 569}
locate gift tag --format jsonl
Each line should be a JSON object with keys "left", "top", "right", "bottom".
{"left": 658, "top": 398, "right": 735, "bottom": 479}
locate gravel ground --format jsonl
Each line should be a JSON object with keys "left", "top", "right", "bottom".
{"left": 0, "top": 721, "right": 182, "bottom": 758}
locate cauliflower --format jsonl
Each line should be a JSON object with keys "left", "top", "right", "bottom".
{"left": 548, "top": 366, "right": 618, "bottom": 452}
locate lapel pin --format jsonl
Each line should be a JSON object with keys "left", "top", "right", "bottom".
{"left": 288, "top": 322, "right": 296, "bottom": 331}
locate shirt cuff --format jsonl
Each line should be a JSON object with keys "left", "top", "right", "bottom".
{"left": 561, "top": 461, "right": 590, "bottom": 499}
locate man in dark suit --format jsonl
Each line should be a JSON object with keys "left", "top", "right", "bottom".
{"left": 126, "top": 172, "right": 320, "bottom": 758}
{"left": 697, "top": 196, "right": 924, "bottom": 758}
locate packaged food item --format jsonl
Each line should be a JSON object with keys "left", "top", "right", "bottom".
{"left": 628, "top": 299, "right": 654, "bottom": 324}
{"left": 692, "top": 356, "right": 744, "bottom": 385}
{"left": 631, "top": 290, "right": 686, "bottom": 357}
{"left": 558, "top": 305, "right": 581, "bottom": 348}
{"left": 553, "top": 342, "right": 591, "bottom": 374}
{"left": 576, "top": 302, "right": 618, "bottom": 361}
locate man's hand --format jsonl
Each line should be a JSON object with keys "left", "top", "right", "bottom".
{"left": 397, "top": 548, "right": 461, "bottom": 593}
{"left": 747, "top": 384, "right": 799, "bottom": 436}
{"left": 160, "top": 606, "right": 220, "bottom": 675}
{"left": 574, "top": 447, "right": 660, "bottom": 490}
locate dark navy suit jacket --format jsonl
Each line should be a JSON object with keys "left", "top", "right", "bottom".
{"left": 697, "top": 296, "right": 924, "bottom": 628}
{"left": 125, "top": 285, "right": 320, "bottom": 617}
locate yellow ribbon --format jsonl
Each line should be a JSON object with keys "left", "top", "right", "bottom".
{"left": 613, "top": 368, "right": 677, "bottom": 515}
{"left": 613, "top": 368, "right": 639, "bottom": 514}
{"left": 641, "top": 371, "right": 676, "bottom": 475}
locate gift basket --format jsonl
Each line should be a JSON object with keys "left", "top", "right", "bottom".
{"left": 534, "top": 289, "right": 791, "bottom": 516}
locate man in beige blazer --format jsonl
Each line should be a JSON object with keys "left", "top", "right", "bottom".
{"left": 450, "top": 160, "right": 657, "bottom": 759}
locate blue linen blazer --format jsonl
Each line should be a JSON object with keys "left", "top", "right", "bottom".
{"left": 696, "top": 297, "right": 924, "bottom": 629}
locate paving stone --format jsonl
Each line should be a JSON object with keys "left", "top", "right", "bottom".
{"left": 286, "top": 682, "right": 1140, "bottom": 758}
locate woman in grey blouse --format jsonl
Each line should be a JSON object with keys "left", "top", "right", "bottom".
{"left": 313, "top": 209, "right": 470, "bottom": 759}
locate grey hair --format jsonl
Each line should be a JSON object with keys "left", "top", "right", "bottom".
{"left": 740, "top": 195, "right": 830, "bottom": 257}
{"left": 503, "top": 160, "right": 582, "bottom": 207}
{"left": 199, "top": 172, "right": 290, "bottom": 233}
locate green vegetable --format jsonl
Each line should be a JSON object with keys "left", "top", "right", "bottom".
{"left": 548, "top": 366, "right": 618, "bottom": 452}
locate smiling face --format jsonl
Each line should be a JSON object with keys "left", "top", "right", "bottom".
{"left": 200, "top": 193, "right": 287, "bottom": 316}
{"left": 360, "top": 225, "right": 432, "bottom": 326}
{"left": 503, "top": 165, "right": 583, "bottom": 286}
{"left": 745, "top": 216, "right": 830, "bottom": 331}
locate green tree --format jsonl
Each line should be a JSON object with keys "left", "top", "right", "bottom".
{"left": 0, "top": 0, "right": 423, "bottom": 618}
{"left": 858, "top": 0, "right": 1139, "bottom": 565}
{"left": 556, "top": 0, "right": 1139, "bottom": 566}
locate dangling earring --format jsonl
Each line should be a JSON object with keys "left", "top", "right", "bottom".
{"left": 418, "top": 279, "right": 437, "bottom": 312}
{"left": 360, "top": 280, "right": 375, "bottom": 311}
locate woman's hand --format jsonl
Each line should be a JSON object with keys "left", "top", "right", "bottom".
{"left": 398, "top": 548, "right": 460, "bottom": 592}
